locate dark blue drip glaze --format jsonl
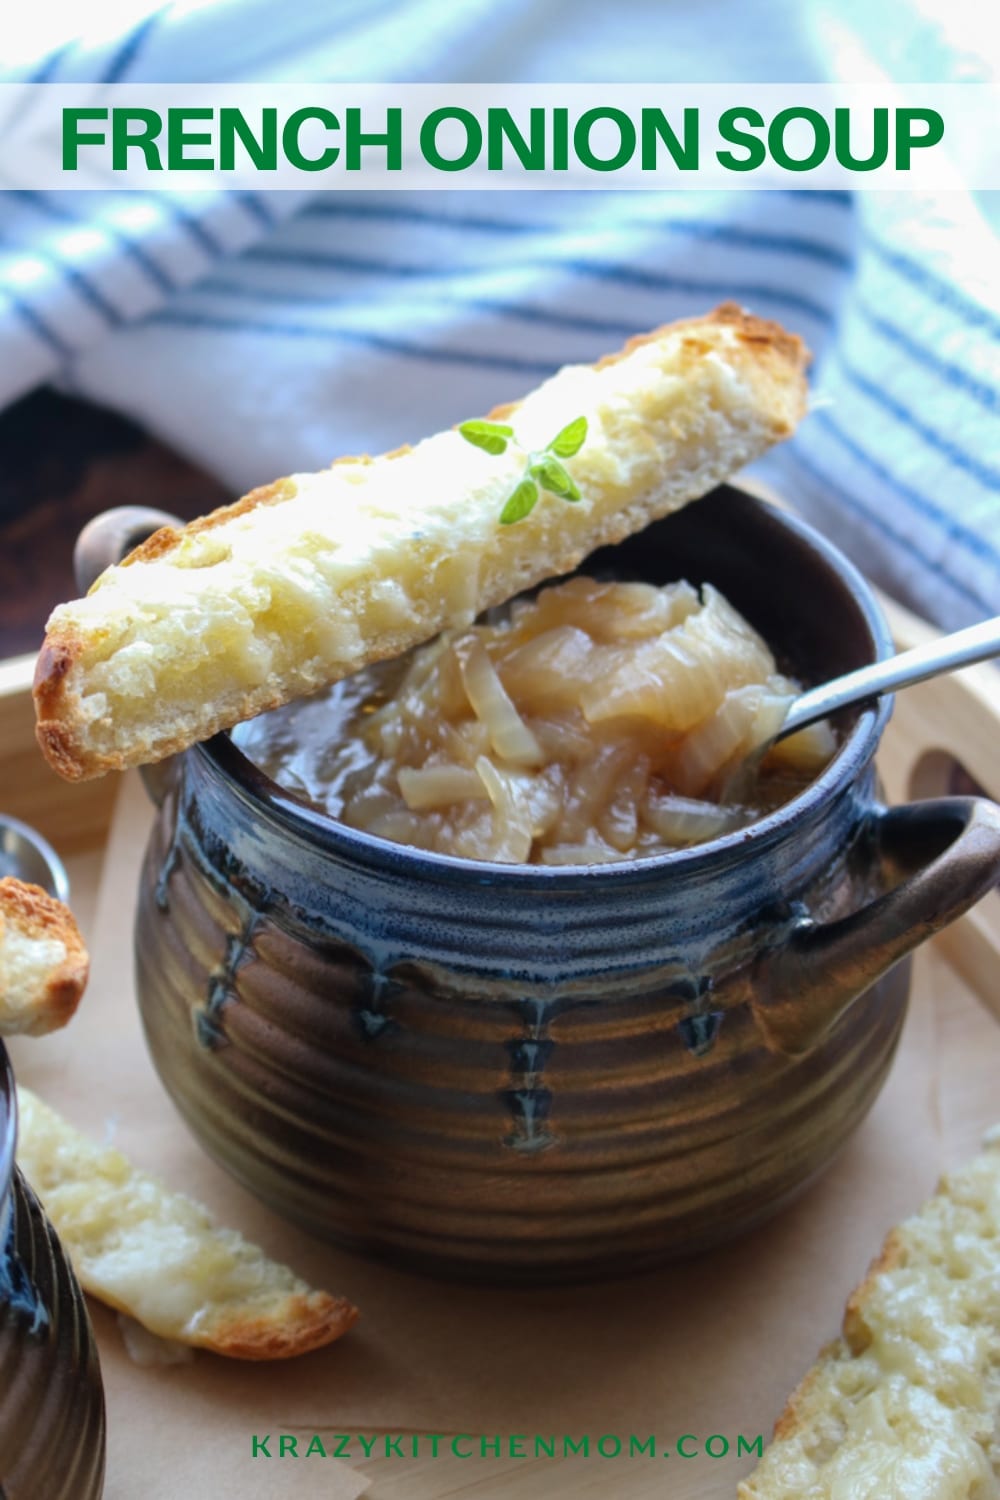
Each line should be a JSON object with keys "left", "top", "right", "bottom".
{"left": 171, "top": 782, "right": 429, "bottom": 1050}
{"left": 356, "top": 968, "right": 402, "bottom": 1042}
{"left": 678, "top": 1011, "right": 724, "bottom": 1057}
{"left": 504, "top": 995, "right": 558, "bottom": 1153}
{"left": 0, "top": 1193, "right": 48, "bottom": 1337}
{"left": 154, "top": 816, "right": 182, "bottom": 911}
{"left": 662, "top": 972, "right": 726, "bottom": 1057}
{"left": 356, "top": 1010, "right": 395, "bottom": 1041}
{"left": 194, "top": 914, "right": 260, "bottom": 1051}
{"left": 504, "top": 1086, "right": 555, "bottom": 1153}
{"left": 507, "top": 1037, "right": 556, "bottom": 1075}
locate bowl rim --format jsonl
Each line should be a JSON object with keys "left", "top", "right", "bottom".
{"left": 0, "top": 1043, "right": 15, "bottom": 1219}
{"left": 196, "top": 487, "right": 894, "bottom": 889}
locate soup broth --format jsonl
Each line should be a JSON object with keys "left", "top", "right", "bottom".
{"left": 234, "top": 577, "right": 835, "bottom": 864}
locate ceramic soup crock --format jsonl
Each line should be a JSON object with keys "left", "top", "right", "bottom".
{"left": 0, "top": 1044, "right": 105, "bottom": 1496}
{"left": 85, "top": 485, "right": 1000, "bottom": 1283}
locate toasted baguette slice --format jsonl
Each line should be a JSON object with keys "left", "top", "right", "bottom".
{"left": 15, "top": 1087, "right": 358, "bottom": 1360}
{"left": 35, "top": 304, "right": 809, "bottom": 781}
{"left": 739, "top": 1132, "right": 1000, "bottom": 1500}
{"left": 0, "top": 877, "right": 88, "bottom": 1037}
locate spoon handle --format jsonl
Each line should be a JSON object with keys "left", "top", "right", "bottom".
{"left": 779, "top": 613, "right": 1000, "bottom": 740}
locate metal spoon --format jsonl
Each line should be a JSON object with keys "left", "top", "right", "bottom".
{"left": 719, "top": 612, "right": 1000, "bottom": 805}
{"left": 0, "top": 815, "right": 70, "bottom": 901}
{"left": 777, "top": 612, "right": 1000, "bottom": 743}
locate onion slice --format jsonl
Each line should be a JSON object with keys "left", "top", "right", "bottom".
{"left": 397, "top": 764, "right": 488, "bottom": 810}
{"left": 457, "top": 638, "right": 544, "bottom": 767}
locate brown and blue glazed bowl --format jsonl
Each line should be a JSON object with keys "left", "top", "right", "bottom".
{"left": 0, "top": 1044, "right": 105, "bottom": 1496}
{"left": 125, "top": 485, "right": 1000, "bottom": 1282}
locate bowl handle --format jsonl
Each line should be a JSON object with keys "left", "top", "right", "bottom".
{"left": 751, "top": 796, "right": 1000, "bottom": 1056}
{"left": 74, "top": 506, "right": 183, "bottom": 810}
{"left": 74, "top": 506, "right": 181, "bottom": 593}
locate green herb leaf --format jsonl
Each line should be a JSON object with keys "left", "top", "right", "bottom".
{"left": 499, "top": 478, "right": 539, "bottom": 525}
{"left": 546, "top": 415, "right": 587, "bottom": 459}
{"left": 530, "top": 454, "right": 581, "bottom": 501}
{"left": 458, "top": 419, "right": 514, "bottom": 456}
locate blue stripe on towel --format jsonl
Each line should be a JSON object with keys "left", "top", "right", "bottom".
{"left": 26, "top": 40, "right": 75, "bottom": 83}
{"left": 304, "top": 200, "right": 854, "bottom": 270}
{"left": 813, "top": 408, "right": 1000, "bottom": 568}
{"left": 149, "top": 306, "right": 562, "bottom": 375}
{"left": 200, "top": 274, "right": 644, "bottom": 340}
{"left": 101, "top": 4, "right": 170, "bottom": 82}
{"left": 854, "top": 300, "right": 1000, "bottom": 415}
{"left": 0, "top": 286, "right": 72, "bottom": 358}
{"left": 788, "top": 444, "right": 995, "bottom": 613}
{"left": 245, "top": 245, "right": 835, "bottom": 329}
{"left": 865, "top": 233, "right": 1000, "bottom": 344}
{"left": 0, "top": 230, "right": 123, "bottom": 326}
{"left": 168, "top": 203, "right": 227, "bottom": 258}
{"left": 12, "top": 191, "right": 176, "bottom": 297}
{"left": 237, "top": 194, "right": 277, "bottom": 228}
{"left": 835, "top": 354, "right": 1000, "bottom": 494}
{"left": 776, "top": 190, "right": 852, "bottom": 208}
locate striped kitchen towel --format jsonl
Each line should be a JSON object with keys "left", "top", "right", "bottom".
{"left": 1, "top": 0, "right": 998, "bottom": 629}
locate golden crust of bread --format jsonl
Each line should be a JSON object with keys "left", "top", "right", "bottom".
{"left": 739, "top": 1142, "right": 1000, "bottom": 1499}
{"left": 0, "top": 877, "right": 89, "bottom": 1037}
{"left": 195, "top": 1295, "right": 357, "bottom": 1361}
{"left": 15, "top": 1086, "right": 358, "bottom": 1360}
{"left": 35, "top": 304, "right": 809, "bottom": 781}
{"left": 760, "top": 1229, "right": 909, "bottom": 1456}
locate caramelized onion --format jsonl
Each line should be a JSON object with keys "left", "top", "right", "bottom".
{"left": 236, "top": 576, "right": 835, "bottom": 864}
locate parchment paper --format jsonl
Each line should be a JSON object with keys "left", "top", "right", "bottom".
{"left": 11, "top": 772, "right": 1000, "bottom": 1499}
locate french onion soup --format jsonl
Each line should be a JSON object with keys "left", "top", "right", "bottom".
{"left": 234, "top": 575, "right": 834, "bottom": 865}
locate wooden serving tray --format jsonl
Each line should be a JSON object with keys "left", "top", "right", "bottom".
{"left": 3, "top": 597, "right": 1000, "bottom": 1500}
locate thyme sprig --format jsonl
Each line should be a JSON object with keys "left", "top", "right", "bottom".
{"left": 458, "top": 415, "right": 588, "bottom": 525}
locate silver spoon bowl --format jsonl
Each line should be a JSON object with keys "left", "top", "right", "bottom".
{"left": 721, "top": 612, "right": 1000, "bottom": 806}
{"left": 777, "top": 612, "right": 1000, "bottom": 743}
{"left": 0, "top": 814, "right": 70, "bottom": 900}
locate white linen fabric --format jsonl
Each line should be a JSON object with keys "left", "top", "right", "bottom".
{"left": 2, "top": 0, "right": 998, "bottom": 628}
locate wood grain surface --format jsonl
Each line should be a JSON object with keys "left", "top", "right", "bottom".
{"left": 0, "top": 387, "right": 229, "bottom": 659}
{"left": 3, "top": 416, "right": 1000, "bottom": 1500}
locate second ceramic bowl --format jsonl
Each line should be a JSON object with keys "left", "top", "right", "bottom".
{"left": 0, "top": 1043, "right": 105, "bottom": 1497}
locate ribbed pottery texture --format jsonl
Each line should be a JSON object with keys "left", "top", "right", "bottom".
{"left": 133, "top": 487, "right": 927, "bottom": 1282}
{"left": 0, "top": 1048, "right": 105, "bottom": 1498}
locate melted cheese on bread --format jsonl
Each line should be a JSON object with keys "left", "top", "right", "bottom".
{"left": 35, "top": 305, "right": 808, "bottom": 780}
{"left": 15, "top": 1088, "right": 358, "bottom": 1360}
{"left": 740, "top": 1133, "right": 1000, "bottom": 1499}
